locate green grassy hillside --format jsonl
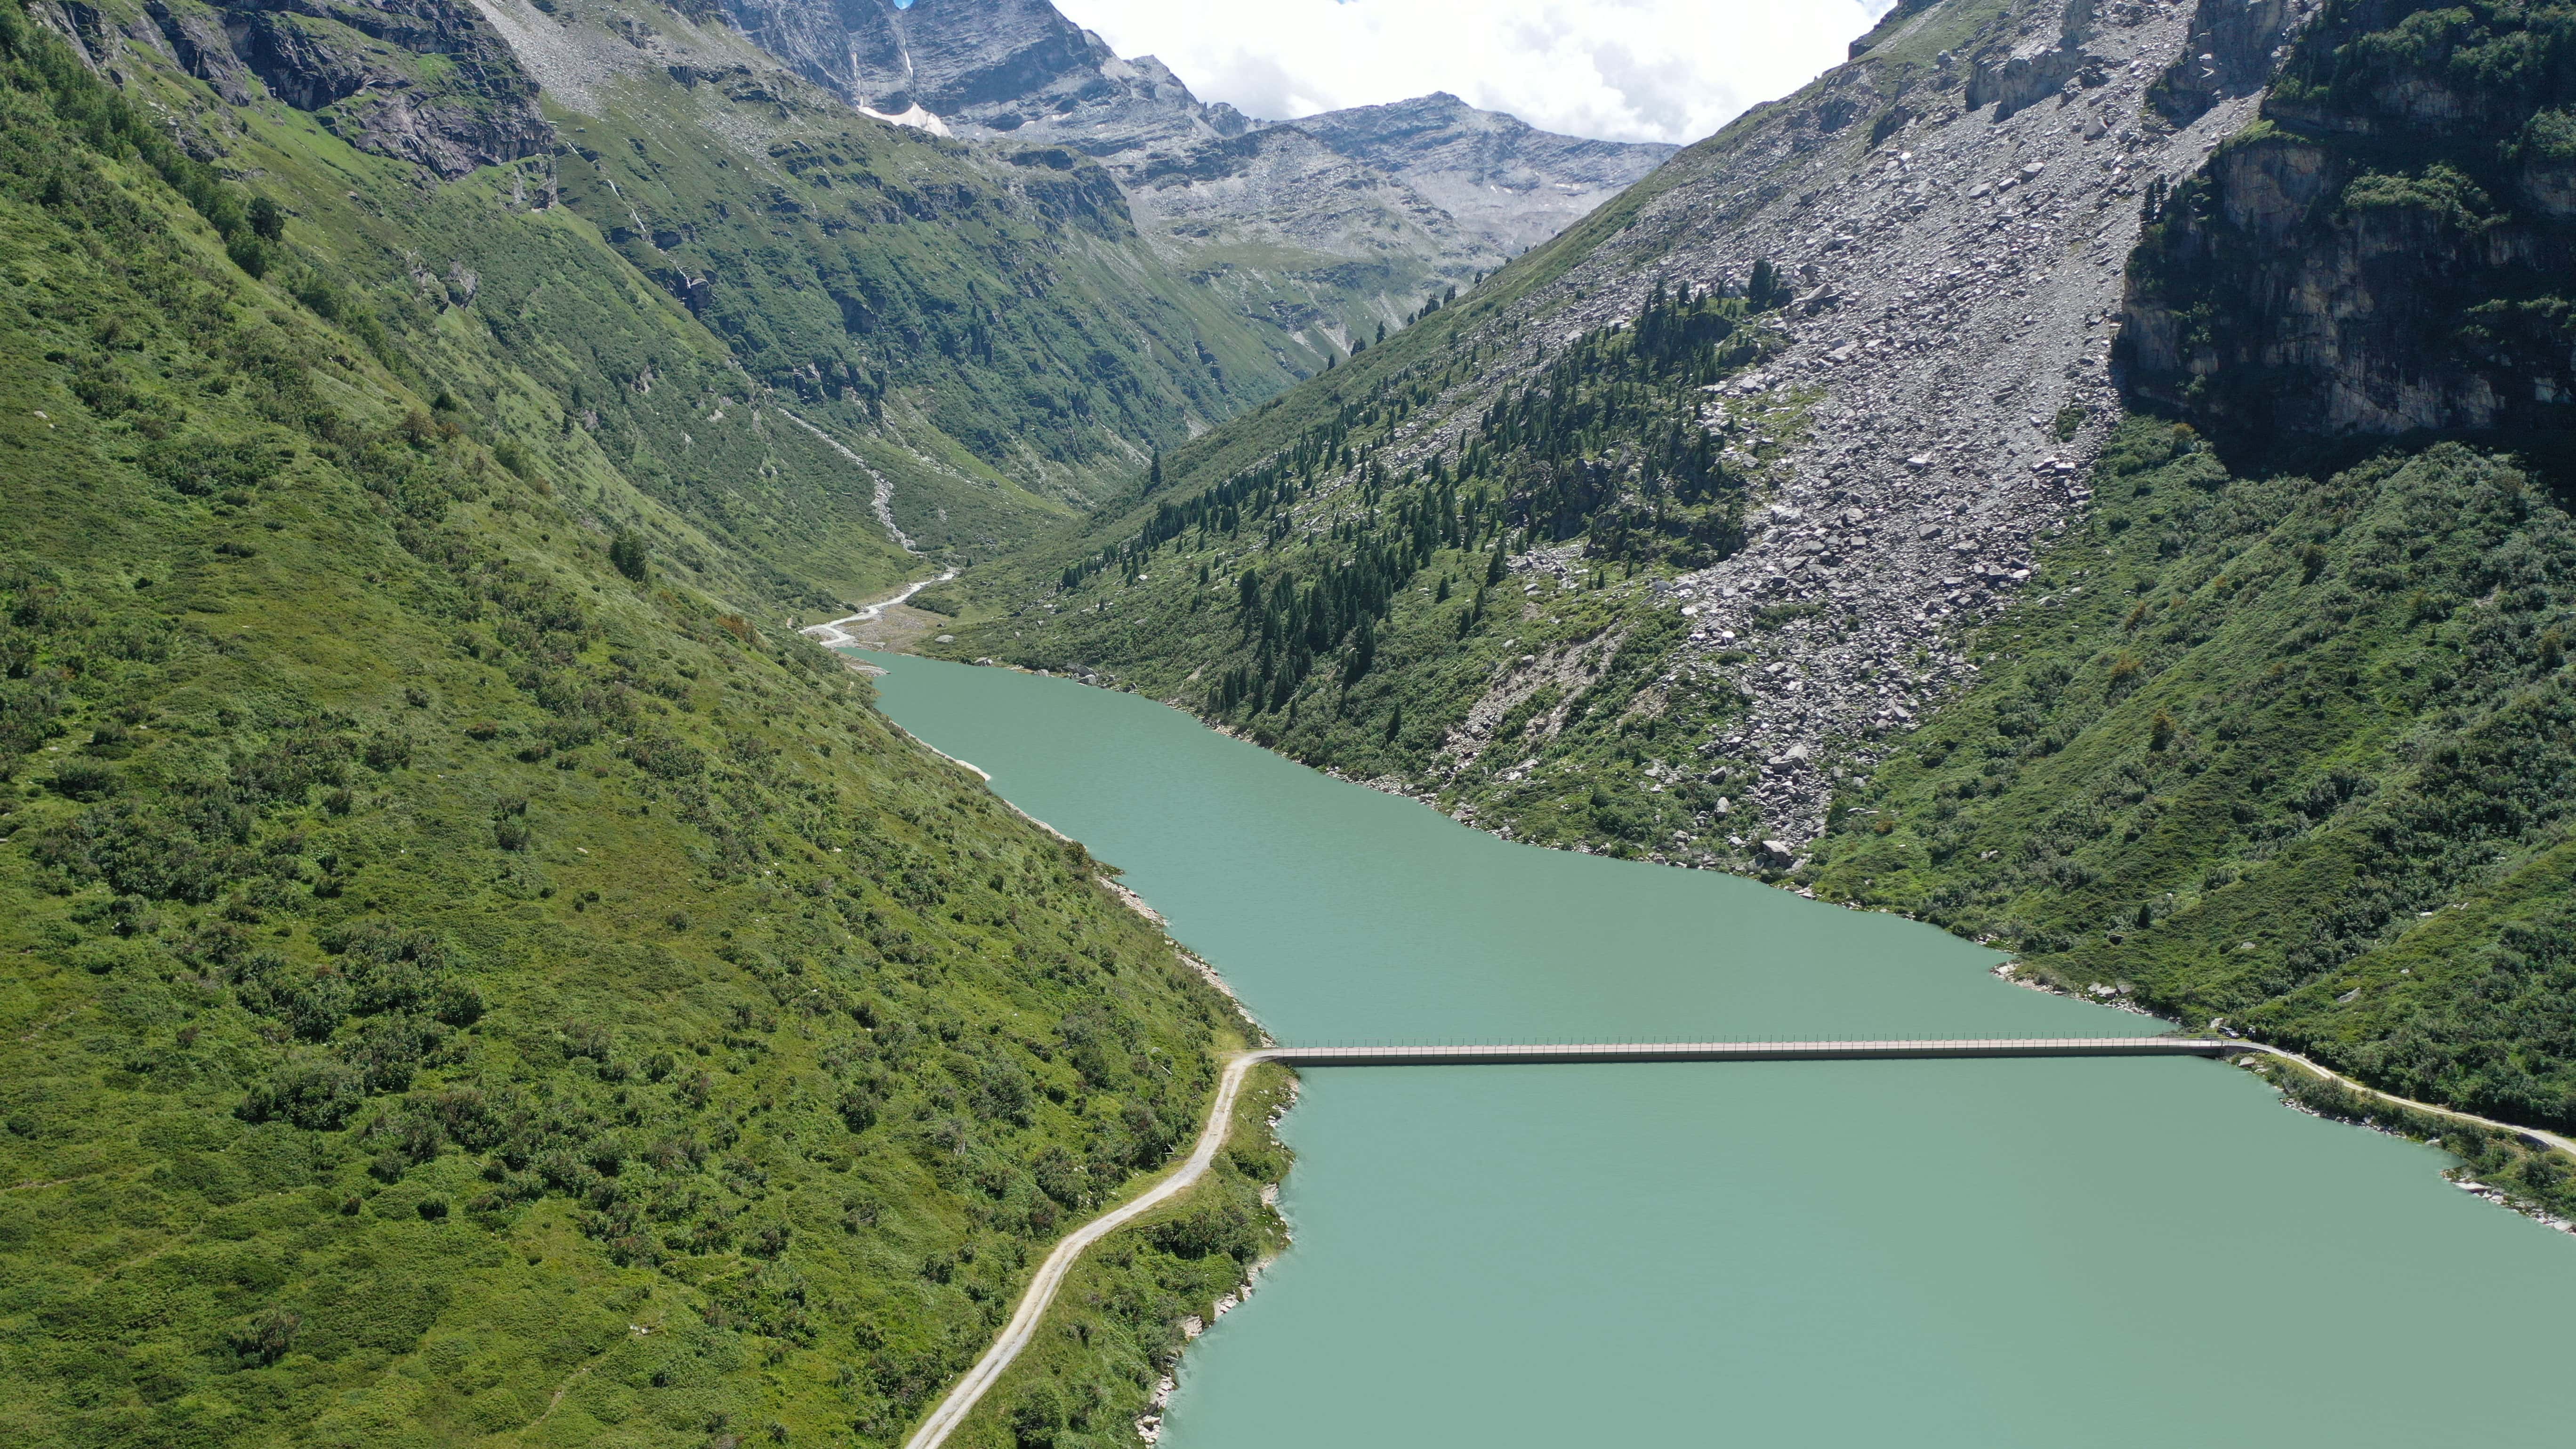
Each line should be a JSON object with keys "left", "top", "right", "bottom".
{"left": 1809, "top": 419, "right": 2576, "bottom": 1213}
{"left": 0, "top": 11, "right": 1284, "bottom": 1447}
{"left": 543, "top": 77, "right": 1307, "bottom": 517}
{"left": 84, "top": 0, "right": 1313, "bottom": 596}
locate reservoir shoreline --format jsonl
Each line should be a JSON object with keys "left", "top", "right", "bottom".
{"left": 863, "top": 649, "right": 2576, "bottom": 1449}
{"left": 915, "top": 653, "right": 2576, "bottom": 1200}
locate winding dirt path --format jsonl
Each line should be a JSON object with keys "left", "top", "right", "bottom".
{"left": 898, "top": 1036, "right": 2576, "bottom": 1448}
{"left": 2235, "top": 1042, "right": 2576, "bottom": 1159}
{"left": 801, "top": 569, "right": 958, "bottom": 650}
{"left": 901, "top": 1052, "right": 1263, "bottom": 1449}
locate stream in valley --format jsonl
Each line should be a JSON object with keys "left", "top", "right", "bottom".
{"left": 863, "top": 652, "right": 2575, "bottom": 1447}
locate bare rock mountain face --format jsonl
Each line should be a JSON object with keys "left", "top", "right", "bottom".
{"left": 726, "top": 0, "right": 1239, "bottom": 145}
{"left": 2119, "top": 0, "right": 2576, "bottom": 474}
{"left": 1288, "top": 92, "right": 1678, "bottom": 259}
{"left": 717, "top": 0, "right": 1674, "bottom": 355}
{"left": 1377, "top": 0, "right": 2292, "bottom": 848}
{"left": 36, "top": 0, "right": 554, "bottom": 175}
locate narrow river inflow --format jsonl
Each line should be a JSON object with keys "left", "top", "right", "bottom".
{"left": 864, "top": 653, "right": 2575, "bottom": 1447}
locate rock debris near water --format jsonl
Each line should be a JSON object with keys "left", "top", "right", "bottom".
{"left": 1298, "top": 0, "right": 2286, "bottom": 849}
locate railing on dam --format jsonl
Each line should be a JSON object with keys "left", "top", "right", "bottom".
{"left": 1252, "top": 1037, "right": 2247, "bottom": 1068}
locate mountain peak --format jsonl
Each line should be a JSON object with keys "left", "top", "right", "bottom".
{"left": 714, "top": 0, "right": 1669, "bottom": 351}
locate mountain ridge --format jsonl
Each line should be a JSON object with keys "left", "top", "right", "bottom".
{"left": 942, "top": 0, "right": 2263, "bottom": 846}
{"left": 715, "top": 0, "right": 1676, "bottom": 348}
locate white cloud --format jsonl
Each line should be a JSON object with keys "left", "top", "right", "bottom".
{"left": 1052, "top": 0, "right": 1893, "bottom": 145}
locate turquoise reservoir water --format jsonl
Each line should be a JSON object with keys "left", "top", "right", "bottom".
{"left": 865, "top": 653, "right": 2576, "bottom": 1447}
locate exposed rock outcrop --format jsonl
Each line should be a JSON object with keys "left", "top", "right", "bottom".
{"left": 2145, "top": 0, "right": 2309, "bottom": 125}
{"left": 144, "top": 0, "right": 258, "bottom": 103}
{"left": 140, "top": 0, "right": 552, "bottom": 176}
{"left": 2117, "top": 0, "right": 2576, "bottom": 471}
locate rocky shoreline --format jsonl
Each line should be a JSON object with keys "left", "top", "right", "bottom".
{"left": 1135, "top": 1084, "right": 1298, "bottom": 1446}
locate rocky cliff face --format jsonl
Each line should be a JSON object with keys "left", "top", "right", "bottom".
{"left": 2144, "top": 0, "right": 2307, "bottom": 124}
{"left": 37, "top": 0, "right": 555, "bottom": 175}
{"left": 847, "top": 0, "right": 1248, "bottom": 145}
{"left": 2118, "top": 0, "right": 2576, "bottom": 471}
{"left": 715, "top": 0, "right": 1249, "bottom": 154}
{"left": 714, "top": 0, "right": 1672, "bottom": 353}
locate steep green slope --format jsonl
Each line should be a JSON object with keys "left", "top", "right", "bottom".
{"left": 89, "top": 0, "right": 1310, "bottom": 584}
{"left": 934, "top": 273, "right": 1804, "bottom": 855}
{"left": 224, "top": 146, "right": 925, "bottom": 617}
{"left": 0, "top": 14, "right": 1283, "bottom": 1448}
{"left": 1809, "top": 420, "right": 2576, "bottom": 1212}
{"left": 545, "top": 77, "right": 1305, "bottom": 514}
{"left": 101, "top": 2, "right": 934, "bottom": 614}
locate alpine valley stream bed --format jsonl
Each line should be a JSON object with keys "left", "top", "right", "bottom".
{"left": 863, "top": 652, "right": 2576, "bottom": 1448}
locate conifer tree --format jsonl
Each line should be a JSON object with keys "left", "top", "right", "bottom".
{"left": 609, "top": 530, "right": 649, "bottom": 582}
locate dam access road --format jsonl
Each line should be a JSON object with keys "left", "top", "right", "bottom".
{"left": 902, "top": 1034, "right": 2284, "bottom": 1449}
